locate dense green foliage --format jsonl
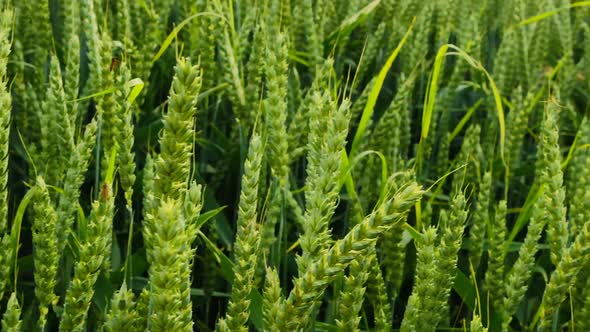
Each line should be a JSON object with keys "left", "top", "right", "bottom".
{"left": 0, "top": 0, "right": 589, "bottom": 331}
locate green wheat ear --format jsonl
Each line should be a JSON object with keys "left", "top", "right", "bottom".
{"left": 0, "top": 6, "right": 12, "bottom": 235}
{"left": 401, "top": 226, "right": 438, "bottom": 332}
{"left": 431, "top": 191, "right": 468, "bottom": 327}
{"left": 567, "top": 117, "right": 590, "bottom": 235}
{"left": 539, "top": 100, "right": 567, "bottom": 267}
{"left": 539, "top": 220, "right": 590, "bottom": 331}
{"left": 80, "top": 0, "right": 103, "bottom": 96}
{"left": 262, "top": 266, "right": 286, "bottom": 330}
{"left": 146, "top": 198, "right": 194, "bottom": 332}
{"left": 485, "top": 200, "right": 508, "bottom": 313}
{"left": 1, "top": 292, "right": 22, "bottom": 332}
{"left": 264, "top": 32, "right": 290, "bottom": 186}
{"left": 30, "top": 176, "right": 59, "bottom": 329}
{"left": 470, "top": 315, "right": 488, "bottom": 332}
{"left": 336, "top": 251, "right": 371, "bottom": 331}
{"left": 257, "top": 32, "right": 290, "bottom": 280}
{"left": 367, "top": 247, "right": 393, "bottom": 330}
{"left": 113, "top": 64, "right": 137, "bottom": 207}
{"left": 469, "top": 169, "right": 491, "bottom": 270}
{"left": 285, "top": 181, "right": 423, "bottom": 330}
{"left": 0, "top": 234, "right": 13, "bottom": 301}
{"left": 56, "top": 119, "right": 98, "bottom": 254}
{"left": 501, "top": 100, "right": 567, "bottom": 329}
{"left": 104, "top": 284, "right": 141, "bottom": 332}
{"left": 0, "top": 6, "right": 13, "bottom": 304}
{"left": 39, "top": 54, "right": 74, "bottom": 188}
{"left": 59, "top": 178, "right": 115, "bottom": 332}
{"left": 154, "top": 56, "right": 202, "bottom": 200}
{"left": 218, "top": 131, "right": 263, "bottom": 331}
{"left": 297, "top": 93, "right": 351, "bottom": 272}
{"left": 2, "top": 0, "right": 590, "bottom": 330}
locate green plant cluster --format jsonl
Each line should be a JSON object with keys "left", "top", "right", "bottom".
{"left": 0, "top": 0, "right": 588, "bottom": 331}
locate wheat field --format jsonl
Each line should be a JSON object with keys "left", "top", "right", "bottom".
{"left": 0, "top": 0, "right": 589, "bottom": 331}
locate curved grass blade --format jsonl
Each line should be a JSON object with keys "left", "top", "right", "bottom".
{"left": 421, "top": 44, "right": 450, "bottom": 144}
{"left": 327, "top": 0, "right": 381, "bottom": 41}
{"left": 449, "top": 99, "right": 483, "bottom": 141}
{"left": 72, "top": 78, "right": 144, "bottom": 103}
{"left": 418, "top": 45, "right": 506, "bottom": 171}
{"left": 507, "top": 184, "right": 543, "bottom": 243}
{"left": 416, "top": 43, "right": 449, "bottom": 172}
{"left": 512, "top": 1, "right": 590, "bottom": 28}
{"left": 105, "top": 147, "right": 117, "bottom": 185}
{"left": 195, "top": 205, "right": 226, "bottom": 230}
{"left": 126, "top": 78, "right": 145, "bottom": 105}
{"left": 349, "top": 17, "right": 416, "bottom": 158}
{"left": 337, "top": 150, "right": 388, "bottom": 206}
{"left": 152, "top": 11, "right": 224, "bottom": 63}
{"left": 10, "top": 188, "right": 36, "bottom": 288}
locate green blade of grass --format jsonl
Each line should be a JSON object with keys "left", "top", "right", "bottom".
{"left": 402, "top": 222, "right": 423, "bottom": 242}
{"left": 127, "top": 78, "right": 145, "bottom": 105}
{"left": 197, "top": 230, "right": 263, "bottom": 329}
{"left": 327, "top": 0, "right": 381, "bottom": 41}
{"left": 454, "top": 269, "right": 476, "bottom": 312}
{"left": 152, "top": 11, "right": 224, "bottom": 63}
{"left": 71, "top": 78, "right": 144, "bottom": 103}
{"left": 507, "top": 183, "right": 543, "bottom": 243}
{"left": 337, "top": 150, "right": 388, "bottom": 207}
{"left": 513, "top": 1, "right": 590, "bottom": 28}
{"left": 448, "top": 99, "right": 483, "bottom": 141}
{"left": 104, "top": 147, "right": 117, "bottom": 185}
{"left": 71, "top": 88, "right": 117, "bottom": 102}
{"left": 195, "top": 205, "right": 226, "bottom": 230}
{"left": 11, "top": 188, "right": 36, "bottom": 288}
{"left": 339, "top": 149, "right": 357, "bottom": 206}
{"left": 561, "top": 115, "right": 590, "bottom": 170}
{"left": 416, "top": 44, "right": 450, "bottom": 172}
{"left": 349, "top": 16, "right": 416, "bottom": 158}
{"left": 421, "top": 45, "right": 450, "bottom": 142}
{"left": 418, "top": 45, "right": 506, "bottom": 171}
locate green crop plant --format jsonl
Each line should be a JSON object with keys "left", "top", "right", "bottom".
{"left": 0, "top": 0, "right": 588, "bottom": 331}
